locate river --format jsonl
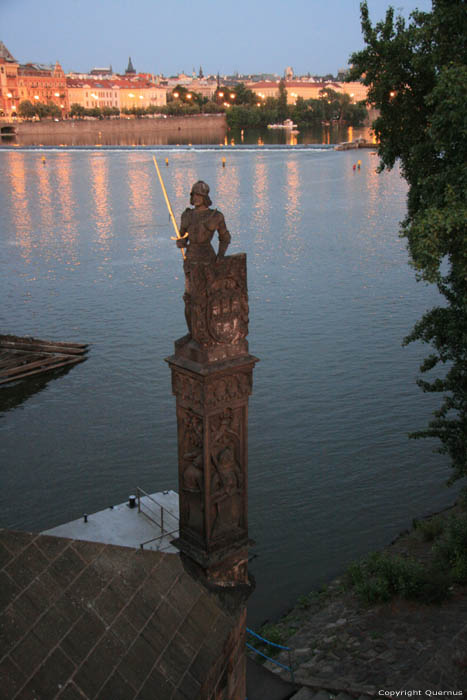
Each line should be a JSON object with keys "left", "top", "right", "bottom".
{"left": 0, "top": 143, "right": 455, "bottom": 625}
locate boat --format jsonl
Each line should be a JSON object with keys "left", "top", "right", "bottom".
{"left": 267, "top": 119, "right": 298, "bottom": 130}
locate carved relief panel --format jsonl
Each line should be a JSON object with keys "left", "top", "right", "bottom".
{"left": 177, "top": 407, "right": 205, "bottom": 543}
{"left": 207, "top": 407, "right": 247, "bottom": 547}
{"left": 174, "top": 385, "right": 249, "bottom": 552}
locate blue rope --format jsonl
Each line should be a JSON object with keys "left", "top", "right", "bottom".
{"left": 246, "top": 642, "right": 292, "bottom": 672}
{"left": 246, "top": 626, "right": 291, "bottom": 651}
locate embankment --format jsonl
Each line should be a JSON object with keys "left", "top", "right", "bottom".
{"left": 13, "top": 114, "right": 227, "bottom": 146}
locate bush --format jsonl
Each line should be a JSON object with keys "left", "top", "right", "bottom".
{"left": 414, "top": 515, "right": 445, "bottom": 542}
{"left": 346, "top": 552, "right": 450, "bottom": 604}
{"left": 296, "top": 593, "right": 312, "bottom": 609}
{"left": 433, "top": 514, "right": 467, "bottom": 583}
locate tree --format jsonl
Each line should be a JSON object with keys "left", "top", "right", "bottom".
{"left": 34, "top": 102, "right": 50, "bottom": 119}
{"left": 102, "top": 105, "right": 120, "bottom": 118}
{"left": 170, "top": 85, "right": 188, "bottom": 102}
{"left": 46, "top": 102, "right": 61, "bottom": 119}
{"left": 70, "top": 103, "right": 86, "bottom": 118}
{"left": 319, "top": 87, "right": 367, "bottom": 124}
{"left": 18, "top": 100, "right": 36, "bottom": 119}
{"left": 231, "top": 83, "right": 256, "bottom": 106}
{"left": 349, "top": 1, "right": 467, "bottom": 487}
{"left": 277, "top": 78, "right": 289, "bottom": 122}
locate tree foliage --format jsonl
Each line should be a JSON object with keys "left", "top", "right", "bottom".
{"left": 350, "top": 0, "right": 467, "bottom": 486}
{"left": 19, "top": 99, "right": 61, "bottom": 119}
{"left": 225, "top": 85, "right": 367, "bottom": 129}
{"left": 277, "top": 79, "right": 288, "bottom": 122}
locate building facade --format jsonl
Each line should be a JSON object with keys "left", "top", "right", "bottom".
{"left": 246, "top": 79, "right": 368, "bottom": 105}
{"left": 0, "top": 41, "right": 19, "bottom": 117}
{"left": 66, "top": 76, "right": 167, "bottom": 112}
{"left": 18, "top": 61, "right": 68, "bottom": 116}
{"left": 67, "top": 78, "right": 120, "bottom": 111}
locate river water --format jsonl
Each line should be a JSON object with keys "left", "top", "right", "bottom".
{"left": 0, "top": 144, "right": 455, "bottom": 625}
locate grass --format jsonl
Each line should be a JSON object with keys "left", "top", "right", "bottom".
{"left": 345, "top": 551, "right": 451, "bottom": 604}
{"left": 433, "top": 513, "right": 467, "bottom": 584}
{"left": 413, "top": 514, "right": 446, "bottom": 542}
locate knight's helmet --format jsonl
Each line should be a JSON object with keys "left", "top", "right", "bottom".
{"left": 190, "top": 181, "right": 212, "bottom": 206}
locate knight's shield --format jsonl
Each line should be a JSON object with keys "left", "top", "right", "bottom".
{"left": 207, "top": 278, "right": 247, "bottom": 344}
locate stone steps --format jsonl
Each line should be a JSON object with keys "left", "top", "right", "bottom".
{"left": 289, "top": 690, "right": 368, "bottom": 700}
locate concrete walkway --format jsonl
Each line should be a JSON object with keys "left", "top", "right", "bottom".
{"left": 42, "top": 490, "right": 179, "bottom": 552}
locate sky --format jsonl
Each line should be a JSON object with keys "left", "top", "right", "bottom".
{"left": 1, "top": 0, "right": 432, "bottom": 77}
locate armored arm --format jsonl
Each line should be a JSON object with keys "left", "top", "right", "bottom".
{"left": 177, "top": 209, "right": 191, "bottom": 248}
{"left": 216, "top": 211, "right": 231, "bottom": 260}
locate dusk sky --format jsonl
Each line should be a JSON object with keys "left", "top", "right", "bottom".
{"left": 2, "top": 0, "right": 432, "bottom": 77}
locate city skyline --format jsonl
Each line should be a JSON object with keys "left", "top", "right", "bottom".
{"left": 2, "top": 0, "right": 432, "bottom": 77}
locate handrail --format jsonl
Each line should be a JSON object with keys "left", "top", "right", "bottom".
{"left": 136, "top": 487, "right": 179, "bottom": 550}
{"left": 246, "top": 627, "right": 295, "bottom": 685}
{"left": 246, "top": 627, "right": 291, "bottom": 650}
{"left": 136, "top": 487, "right": 180, "bottom": 520}
{"left": 136, "top": 487, "right": 179, "bottom": 532}
{"left": 140, "top": 527, "right": 179, "bottom": 550}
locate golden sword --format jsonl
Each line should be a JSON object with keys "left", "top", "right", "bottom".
{"left": 152, "top": 155, "right": 187, "bottom": 259}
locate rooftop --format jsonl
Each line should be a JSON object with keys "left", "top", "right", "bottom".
{"left": 0, "top": 528, "right": 235, "bottom": 699}
{"left": 0, "top": 41, "right": 16, "bottom": 63}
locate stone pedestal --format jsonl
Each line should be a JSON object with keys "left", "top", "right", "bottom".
{"left": 166, "top": 253, "right": 258, "bottom": 588}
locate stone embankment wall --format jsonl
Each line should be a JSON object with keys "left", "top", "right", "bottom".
{"left": 14, "top": 114, "right": 227, "bottom": 145}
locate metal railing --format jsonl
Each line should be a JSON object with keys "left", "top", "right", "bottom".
{"left": 136, "top": 487, "right": 179, "bottom": 550}
{"left": 246, "top": 627, "right": 295, "bottom": 685}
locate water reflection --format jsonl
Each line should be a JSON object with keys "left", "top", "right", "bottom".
{"left": 35, "top": 157, "right": 55, "bottom": 248}
{"left": 252, "top": 158, "right": 269, "bottom": 257}
{"left": 127, "top": 154, "right": 153, "bottom": 243}
{"left": 6, "top": 153, "right": 33, "bottom": 263}
{"left": 168, "top": 154, "right": 194, "bottom": 202}
{"left": 55, "top": 153, "right": 79, "bottom": 268}
{"left": 216, "top": 160, "right": 240, "bottom": 235}
{"left": 89, "top": 154, "right": 113, "bottom": 268}
{"left": 283, "top": 159, "right": 303, "bottom": 262}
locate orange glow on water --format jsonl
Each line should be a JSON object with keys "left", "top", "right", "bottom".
{"left": 7, "top": 153, "right": 33, "bottom": 263}
{"left": 89, "top": 154, "right": 113, "bottom": 261}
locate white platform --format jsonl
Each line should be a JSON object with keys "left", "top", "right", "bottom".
{"left": 43, "top": 490, "right": 180, "bottom": 553}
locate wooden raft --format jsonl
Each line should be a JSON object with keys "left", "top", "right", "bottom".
{"left": 0, "top": 335, "right": 88, "bottom": 386}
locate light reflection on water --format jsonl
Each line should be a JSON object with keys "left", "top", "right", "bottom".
{"left": 0, "top": 147, "right": 455, "bottom": 626}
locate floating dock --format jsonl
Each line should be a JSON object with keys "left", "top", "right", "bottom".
{"left": 0, "top": 334, "right": 88, "bottom": 385}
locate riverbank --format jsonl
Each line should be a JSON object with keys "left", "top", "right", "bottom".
{"left": 10, "top": 114, "right": 227, "bottom": 146}
{"left": 258, "top": 502, "right": 467, "bottom": 695}
{"left": 0, "top": 116, "right": 377, "bottom": 147}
